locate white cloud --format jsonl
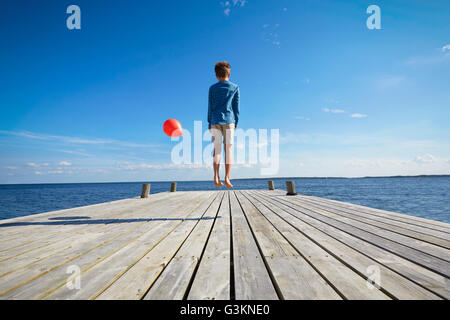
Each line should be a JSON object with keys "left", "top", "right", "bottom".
{"left": 406, "top": 55, "right": 449, "bottom": 66}
{"left": 279, "top": 132, "right": 310, "bottom": 144}
{"left": 27, "top": 162, "right": 39, "bottom": 168}
{"left": 34, "top": 171, "right": 43, "bottom": 175}
{"left": 115, "top": 162, "right": 213, "bottom": 171}
{"left": 59, "top": 161, "right": 72, "bottom": 166}
{"left": 414, "top": 154, "right": 436, "bottom": 164}
{"left": 405, "top": 46, "right": 450, "bottom": 66}
{"left": 221, "top": 0, "right": 245, "bottom": 16}
{"left": 55, "top": 149, "right": 94, "bottom": 157}
{"left": 262, "top": 24, "right": 281, "bottom": 47}
{"left": 322, "top": 108, "right": 345, "bottom": 114}
{"left": 48, "top": 170, "right": 64, "bottom": 174}
{"left": 0, "top": 130, "right": 160, "bottom": 149}
{"left": 279, "top": 154, "right": 450, "bottom": 178}
{"left": 295, "top": 116, "right": 310, "bottom": 121}
{"left": 233, "top": 0, "right": 246, "bottom": 7}
{"left": 350, "top": 113, "right": 368, "bottom": 118}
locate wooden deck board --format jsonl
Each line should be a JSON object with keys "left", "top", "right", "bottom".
{"left": 278, "top": 190, "right": 450, "bottom": 232}
{"left": 0, "top": 189, "right": 448, "bottom": 300}
{"left": 235, "top": 191, "right": 341, "bottom": 300}
{"left": 254, "top": 190, "right": 450, "bottom": 298}
{"left": 1, "top": 192, "right": 210, "bottom": 299}
{"left": 246, "top": 191, "right": 442, "bottom": 299}
{"left": 291, "top": 197, "right": 450, "bottom": 249}
{"left": 144, "top": 192, "right": 225, "bottom": 300}
{"left": 95, "top": 192, "right": 217, "bottom": 300}
{"left": 0, "top": 191, "right": 203, "bottom": 277}
{"left": 282, "top": 196, "right": 450, "bottom": 260}
{"left": 241, "top": 191, "right": 389, "bottom": 300}
{"left": 0, "top": 193, "right": 192, "bottom": 265}
{"left": 261, "top": 192, "right": 450, "bottom": 278}
{"left": 187, "top": 192, "right": 231, "bottom": 300}
{"left": 45, "top": 192, "right": 219, "bottom": 300}
{"left": 0, "top": 192, "right": 172, "bottom": 240}
{"left": 295, "top": 196, "right": 450, "bottom": 242}
{"left": 229, "top": 191, "right": 278, "bottom": 300}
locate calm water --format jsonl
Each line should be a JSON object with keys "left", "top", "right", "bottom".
{"left": 0, "top": 176, "right": 449, "bottom": 223}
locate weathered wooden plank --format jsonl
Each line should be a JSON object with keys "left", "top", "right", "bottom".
{"left": 298, "top": 195, "right": 450, "bottom": 240}
{"left": 294, "top": 196, "right": 450, "bottom": 247}
{"left": 303, "top": 193, "right": 450, "bottom": 232}
{"left": 143, "top": 192, "right": 224, "bottom": 300}
{"left": 229, "top": 191, "right": 279, "bottom": 300}
{"left": 0, "top": 192, "right": 189, "bottom": 261}
{"left": 0, "top": 192, "right": 200, "bottom": 278}
{"left": 0, "top": 192, "right": 212, "bottom": 299}
{"left": 0, "top": 191, "right": 174, "bottom": 245}
{"left": 254, "top": 190, "right": 450, "bottom": 298}
{"left": 243, "top": 191, "right": 390, "bottom": 300}
{"left": 44, "top": 192, "right": 218, "bottom": 300}
{"left": 0, "top": 194, "right": 167, "bottom": 239}
{"left": 286, "top": 197, "right": 450, "bottom": 254}
{"left": 1, "top": 221, "right": 153, "bottom": 299}
{"left": 187, "top": 192, "right": 231, "bottom": 300}
{"left": 235, "top": 191, "right": 341, "bottom": 300}
{"left": 275, "top": 195, "right": 450, "bottom": 267}
{"left": 260, "top": 191, "right": 450, "bottom": 275}
{"left": 246, "top": 191, "right": 442, "bottom": 300}
{"left": 269, "top": 189, "right": 450, "bottom": 233}
{"left": 0, "top": 188, "right": 448, "bottom": 301}
{"left": 94, "top": 193, "right": 217, "bottom": 299}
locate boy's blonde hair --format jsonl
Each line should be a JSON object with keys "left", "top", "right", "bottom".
{"left": 215, "top": 61, "right": 231, "bottom": 78}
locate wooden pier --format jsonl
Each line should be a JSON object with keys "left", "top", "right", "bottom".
{"left": 0, "top": 189, "right": 448, "bottom": 300}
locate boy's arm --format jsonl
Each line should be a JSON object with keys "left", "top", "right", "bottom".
{"left": 232, "top": 87, "right": 240, "bottom": 127}
{"left": 207, "top": 88, "right": 212, "bottom": 129}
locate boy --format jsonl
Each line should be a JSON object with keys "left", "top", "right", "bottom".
{"left": 207, "top": 61, "right": 240, "bottom": 188}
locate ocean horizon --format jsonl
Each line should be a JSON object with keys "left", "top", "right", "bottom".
{"left": 1, "top": 175, "right": 449, "bottom": 223}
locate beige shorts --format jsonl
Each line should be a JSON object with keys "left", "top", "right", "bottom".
{"left": 210, "top": 123, "right": 235, "bottom": 145}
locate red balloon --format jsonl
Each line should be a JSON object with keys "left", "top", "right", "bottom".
{"left": 163, "top": 119, "right": 183, "bottom": 137}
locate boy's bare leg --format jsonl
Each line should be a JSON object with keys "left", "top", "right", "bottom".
{"left": 213, "top": 144, "right": 224, "bottom": 186}
{"left": 224, "top": 144, "right": 233, "bottom": 188}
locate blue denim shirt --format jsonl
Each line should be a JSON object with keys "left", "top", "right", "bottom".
{"left": 207, "top": 80, "right": 240, "bottom": 129}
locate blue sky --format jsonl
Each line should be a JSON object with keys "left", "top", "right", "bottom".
{"left": 1, "top": 0, "right": 449, "bottom": 183}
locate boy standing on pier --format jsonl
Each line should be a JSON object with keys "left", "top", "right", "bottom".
{"left": 207, "top": 61, "right": 240, "bottom": 188}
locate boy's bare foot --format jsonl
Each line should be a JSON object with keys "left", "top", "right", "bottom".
{"left": 224, "top": 178, "right": 233, "bottom": 189}
{"left": 214, "top": 177, "right": 224, "bottom": 187}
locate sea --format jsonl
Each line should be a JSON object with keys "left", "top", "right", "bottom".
{"left": 0, "top": 176, "right": 449, "bottom": 223}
